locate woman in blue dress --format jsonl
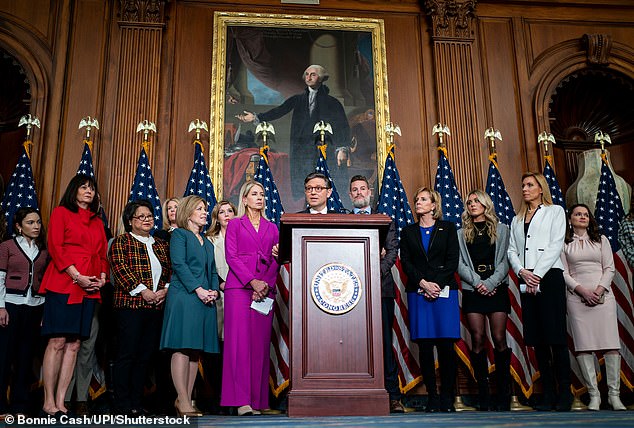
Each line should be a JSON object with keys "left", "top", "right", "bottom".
{"left": 160, "top": 195, "right": 219, "bottom": 416}
{"left": 400, "top": 187, "right": 459, "bottom": 412}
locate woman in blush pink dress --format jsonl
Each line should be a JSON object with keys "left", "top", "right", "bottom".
{"left": 221, "top": 181, "right": 280, "bottom": 416}
{"left": 561, "top": 204, "right": 624, "bottom": 411}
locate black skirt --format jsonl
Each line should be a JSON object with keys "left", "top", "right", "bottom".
{"left": 520, "top": 268, "right": 567, "bottom": 346}
{"left": 462, "top": 282, "right": 511, "bottom": 314}
{"left": 41, "top": 291, "right": 96, "bottom": 339}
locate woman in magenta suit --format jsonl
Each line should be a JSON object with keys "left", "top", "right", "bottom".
{"left": 221, "top": 181, "right": 280, "bottom": 416}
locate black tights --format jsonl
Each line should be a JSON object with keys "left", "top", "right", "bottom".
{"left": 417, "top": 338, "right": 456, "bottom": 399}
{"left": 466, "top": 312, "right": 508, "bottom": 353}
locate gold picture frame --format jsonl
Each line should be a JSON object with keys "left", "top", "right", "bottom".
{"left": 210, "top": 11, "right": 389, "bottom": 211}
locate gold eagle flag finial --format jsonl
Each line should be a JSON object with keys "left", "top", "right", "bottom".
{"left": 385, "top": 122, "right": 401, "bottom": 146}
{"left": 432, "top": 123, "right": 450, "bottom": 156}
{"left": 136, "top": 120, "right": 157, "bottom": 152}
{"left": 537, "top": 131, "right": 556, "bottom": 164}
{"left": 255, "top": 121, "right": 275, "bottom": 147}
{"left": 79, "top": 116, "right": 100, "bottom": 151}
{"left": 188, "top": 119, "right": 209, "bottom": 143}
{"left": 18, "top": 114, "right": 41, "bottom": 158}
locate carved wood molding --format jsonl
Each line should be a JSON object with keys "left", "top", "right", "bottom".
{"left": 105, "top": 24, "right": 163, "bottom": 229}
{"left": 424, "top": 0, "right": 478, "bottom": 40}
{"left": 582, "top": 34, "right": 612, "bottom": 66}
{"left": 119, "top": 0, "right": 165, "bottom": 25}
{"left": 433, "top": 42, "right": 482, "bottom": 193}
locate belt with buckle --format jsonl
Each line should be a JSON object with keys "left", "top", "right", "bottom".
{"left": 476, "top": 264, "right": 494, "bottom": 273}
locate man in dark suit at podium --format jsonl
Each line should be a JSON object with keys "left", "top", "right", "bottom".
{"left": 298, "top": 172, "right": 338, "bottom": 214}
{"left": 348, "top": 175, "right": 404, "bottom": 413}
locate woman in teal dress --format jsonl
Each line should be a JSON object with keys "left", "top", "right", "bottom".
{"left": 160, "top": 195, "right": 219, "bottom": 416}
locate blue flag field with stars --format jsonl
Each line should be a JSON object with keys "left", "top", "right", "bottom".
{"left": 434, "top": 149, "right": 463, "bottom": 228}
{"left": 184, "top": 142, "right": 217, "bottom": 230}
{"left": 128, "top": 147, "right": 162, "bottom": 233}
{"left": 255, "top": 146, "right": 284, "bottom": 226}
{"left": 315, "top": 145, "right": 346, "bottom": 213}
{"left": 1, "top": 146, "right": 39, "bottom": 237}
{"left": 485, "top": 160, "right": 515, "bottom": 226}
{"left": 377, "top": 145, "right": 414, "bottom": 239}
{"left": 595, "top": 159, "right": 625, "bottom": 251}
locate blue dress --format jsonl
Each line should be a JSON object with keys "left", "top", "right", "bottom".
{"left": 408, "top": 225, "right": 460, "bottom": 340}
{"left": 160, "top": 228, "right": 219, "bottom": 353}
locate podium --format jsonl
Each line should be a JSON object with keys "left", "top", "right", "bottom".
{"left": 279, "top": 213, "right": 391, "bottom": 417}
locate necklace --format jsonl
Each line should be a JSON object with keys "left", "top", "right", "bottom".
{"left": 474, "top": 223, "right": 486, "bottom": 236}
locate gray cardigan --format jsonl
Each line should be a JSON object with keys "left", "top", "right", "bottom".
{"left": 457, "top": 222, "right": 510, "bottom": 292}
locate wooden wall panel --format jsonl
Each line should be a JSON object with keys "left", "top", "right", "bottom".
{"left": 167, "top": 3, "right": 215, "bottom": 201}
{"left": 380, "top": 14, "right": 427, "bottom": 200}
{"left": 478, "top": 18, "right": 528, "bottom": 206}
{"left": 53, "top": 0, "right": 110, "bottom": 207}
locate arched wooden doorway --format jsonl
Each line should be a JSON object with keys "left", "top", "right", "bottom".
{"left": 0, "top": 47, "right": 32, "bottom": 198}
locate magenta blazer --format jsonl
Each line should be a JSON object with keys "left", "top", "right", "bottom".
{"left": 224, "top": 216, "right": 280, "bottom": 292}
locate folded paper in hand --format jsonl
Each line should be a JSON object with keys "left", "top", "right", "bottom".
{"left": 250, "top": 296, "right": 274, "bottom": 315}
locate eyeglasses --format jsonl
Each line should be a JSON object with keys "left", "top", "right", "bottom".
{"left": 304, "top": 186, "right": 328, "bottom": 193}
{"left": 132, "top": 215, "right": 154, "bottom": 221}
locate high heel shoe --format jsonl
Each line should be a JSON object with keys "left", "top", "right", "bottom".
{"left": 174, "top": 399, "right": 203, "bottom": 417}
{"left": 237, "top": 405, "right": 254, "bottom": 416}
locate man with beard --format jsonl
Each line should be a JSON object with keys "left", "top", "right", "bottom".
{"left": 348, "top": 175, "right": 404, "bottom": 413}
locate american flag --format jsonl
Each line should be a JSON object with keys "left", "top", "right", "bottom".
{"left": 128, "top": 146, "right": 162, "bottom": 233}
{"left": 253, "top": 144, "right": 291, "bottom": 396}
{"left": 377, "top": 144, "right": 422, "bottom": 393}
{"left": 594, "top": 156, "right": 634, "bottom": 389}
{"left": 485, "top": 159, "right": 515, "bottom": 226}
{"left": 543, "top": 159, "right": 566, "bottom": 209}
{"left": 76, "top": 140, "right": 111, "bottom": 236}
{"left": 315, "top": 144, "right": 346, "bottom": 213}
{"left": 1, "top": 144, "right": 38, "bottom": 237}
{"left": 486, "top": 157, "right": 537, "bottom": 397}
{"left": 77, "top": 141, "right": 96, "bottom": 178}
{"left": 184, "top": 141, "right": 217, "bottom": 230}
{"left": 255, "top": 145, "right": 284, "bottom": 226}
{"left": 434, "top": 147, "right": 463, "bottom": 228}
{"left": 433, "top": 147, "right": 472, "bottom": 369}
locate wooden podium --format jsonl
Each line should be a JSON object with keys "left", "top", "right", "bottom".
{"left": 279, "top": 213, "right": 391, "bottom": 417}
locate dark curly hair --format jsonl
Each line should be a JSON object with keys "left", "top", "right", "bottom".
{"left": 565, "top": 203, "right": 601, "bottom": 244}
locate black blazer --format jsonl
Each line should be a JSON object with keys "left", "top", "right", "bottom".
{"left": 297, "top": 208, "right": 339, "bottom": 214}
{"left": 400, "top": 220, "right": 459, "bottom": 293}
{"left": 349, "top": 211, "right": 399, "bottom": 298}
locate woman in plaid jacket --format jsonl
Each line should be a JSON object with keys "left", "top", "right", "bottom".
{"left": 109, "top": 200, "right": 171, "bottom": 416}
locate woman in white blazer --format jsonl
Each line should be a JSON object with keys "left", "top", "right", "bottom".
{"left": 507, "top": 172, "right": 571, "bottom": 412}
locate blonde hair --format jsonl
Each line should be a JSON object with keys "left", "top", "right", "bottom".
{"left": 175, "top": 195, "right": 207, "bottom": 230}
{"left": 237, "top": 181, "right": 267, "bottom": 219}
{"left": 413, "top": 187, "right": 443, "bottom": 221}
{"left": 461, "top": 190, "right": 498, "bottom": 244}
{"left": 161, "top": 197, "right": 180, "bottom": 230}
{"left": 206, "top": 200, "right": 237, "bottom": 240}
{"left": 517, "top": 172, "right": 553, "bottom": 219}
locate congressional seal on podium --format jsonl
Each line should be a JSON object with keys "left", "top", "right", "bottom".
{"left": 311, "top": 263, "right": 362, "bottom": 315}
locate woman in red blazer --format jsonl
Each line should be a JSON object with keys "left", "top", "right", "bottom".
{"left": 221, "top": 181, "right": 280, "bottom": 416}
{"left": 39, "top": 175, "right": 108, "bottom": 417}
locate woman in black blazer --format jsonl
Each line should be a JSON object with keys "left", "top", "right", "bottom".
{"left": 400, "top": 187, "right": 459, "bottom": 412}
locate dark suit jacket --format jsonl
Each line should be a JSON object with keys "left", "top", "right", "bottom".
{"left": 400, "top": 220, "right": 459, "bottom": 293}
{"left": 258, "top": 84, "right": 350, "bottom": 198}
{"left": 350, "top": 211, "right": 398, "bottom": 298}
{"left": 297, "top": 208, "right": 339, "bottom": 214}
